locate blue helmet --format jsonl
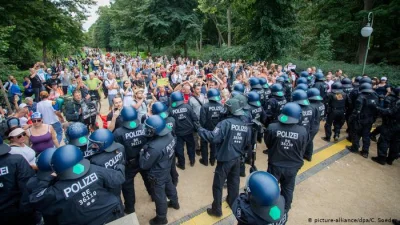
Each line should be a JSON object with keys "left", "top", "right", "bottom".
{"left": 249, "top": 77, "right": 262, "bottom": 89}
{"left": 292, "top": 90, "right": 310, "bottom": 106}
{"left": 271, "top": 84, "right": 284, "bottom": 97}
{"left": 51, "top": 145, "right": 90, "bottom": 180}
{"left": 36, "top": 147, "right": 57, "bottom": 179}
{"left": 246, "top": 171, "right": 285, "bottom": 222}
{"left": 300, "top": 71, "right": 309, "bottom": 78}
{"left": 144, "top": 115, "right": 170, "bottom": 137}
{"left": 316, "top": 68, "right": 323, "bottom": 74}
{"left": 233, "top": 93, "right": 250, "bottom": 110}
{"left": 275, "top": 76, "right": 284, "bottom": 84}
{"left": 295, "top": 83, "right": 308, "bottom": 92}
{"left": 233, "top": 83, "right": 245, "bottom": 93}
{"left": 121, "top": 106, "right": 139, "bottom": 129}
{"left": 88, "top": 129, "right": 114, "bottom": 152}
{"left": 315, "top": 73, "right": 325, "bottom": 81}
{"left": 66, "top": 122, "right": 89, "bottom": 147}
{"left": 281, "top": 74, "right": 290, "bottom": 83}
{"left": 307, "top": 88, "right": 323, "bottom": 101}
{"left": 170, "top": 91, "right": 184, "bottom": 108}
{"left": 296, "top": 77, "right": 308, "bottom": 85}
{"left": 341, "top": 78, "right": 352, "bottom": 88}
{"left": 359, "top": 83, "right": 374, "bottom": 93}
{"left": 247, "top": 91, "right": 261, "bottom": 107}
{"left": 331, "top": 82, "right": 343, "bottom": 94}
{"left": 359, "top": 77, "right": 372, "bottom": 85}
{"left": 278, "top": 102, "right": 302, "bottom": 124}
{"left": 258, "top": 77, "right": 270, "bottom": 89}
{"left": 152, "top": 101, "right": 169, "bottom": 119}
{"left": 354, "top": 76, "right": 362, "bottom": 85}
{"left": 207, "top": 88, "right": 221, "bottom": 102}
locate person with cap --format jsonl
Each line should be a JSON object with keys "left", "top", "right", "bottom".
{"left": 371, "top": 88, "right": 400, "bottom": 165}
{"left": 304, "top": 88, "right": 325, "bottom": 161}
{"left": 375, "top": 76, "right": 391, "bottom": 105}
{"left": 0, "top": 136, "right": 36, "bottom": 225}
{"left": 113, "top": 106, "right": 152, "bottom": 214}
{"left": 198, "top": 98, "right": 252, "bottom": 217}
{"left": 65, "top": 122, "right": 92, "bottom": 157}
{"left": 258, "top": 77, "right": 271, "bottom": 102}
{"left": 346, "top": 76, "right": 362, "bottom": 141}
{"left": 346, "top": 83, "right": 379, "bottom": 158}
{"left": 249, "top": 77, "right": 266, "bottom": 108}
{"left": 264, "top": 103, "right": 309, "bottom": 212}
{"left": 139, "top": 115, "right": 179, "bottom": 225}
{"left": 28, "top": 145, "right": 125, "bottom": 225}
{"left": 168, "top": 91, "right": 200, "bottom": 169}
{"left": 321, "top": 82, "right": 349, "bottom": 142}
{"left": 7, "top": 127, "right": 37, "bottom": 169}
{"left": 199, "top": 88, "right": 224, "bottom": 166}
{"left": 151, "top": 102, "right": 179, "bottom": 186}
{"left": 232, "top": 171, "right": 287, "bottom": 225}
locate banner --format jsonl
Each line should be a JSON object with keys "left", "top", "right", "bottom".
{"left": 157, "top": 78, "right": 169, "bottom": 86}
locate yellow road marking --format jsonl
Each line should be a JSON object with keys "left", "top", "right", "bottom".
{"left": 182, "top": 139, "right": 349, "bottom": 225}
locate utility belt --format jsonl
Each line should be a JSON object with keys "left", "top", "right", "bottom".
{"left": 126, "top": 157, "right": 139, "bottom": 167}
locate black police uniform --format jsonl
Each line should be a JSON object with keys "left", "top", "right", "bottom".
{"left": 164, "top": 116, "right": 179, "bottom": 186}
{"left": 283, "top": 83, "right": 293, "bottom": 103}
{"left": 298, "top": 104, "right": 316, "bottom": 134}
{"left": 347, "top": 85, "right": 360, "bottom": 140}
{"left": 304, "top": 100, "right": 325, "bottom": 159}
{"left": 265, "top": 122, "right": 309, "bottom": 211}
{"left": 349, "top": 92, "right": 379, "bottom": 155}
{"left": 168, "top": 103, "right": 199, "bottom": 167}
{"left": 248, "top": 103, "right": 267, "bottom": 163}
{"left": 370, "top": 94, "right": 398, "bottom": 139}
{"left": 313, "top": 80, "right": 328, "bottom": 100}
{"left": 200, "top": 101, "right": 224, "bottom": 165}
{"left": 251, "top": 87, "right": 266, "bottom": 108}
{"left": 232, "top": 193, "right": 288, "bottom": 225}
{"left": 139, "top": 132, "right": 178, "bottom": 221}
{"left": 0, "top": 153, "right": 36, "bottom": 225}
{"left": 29, "top": 164, "right": 125, "bottom": 225}
{"left": 265, "top": 96, "right": 287, "bottom": 124}
{"left": 198, "top": 116, "right": 252, "bottom": 214}
{"left": 324, "top": 91, "right": 348, "bottom": 140}
{"left": 114, "top": 124, "right": 151, "bottom": 213}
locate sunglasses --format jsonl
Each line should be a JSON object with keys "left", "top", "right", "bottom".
{"left": 32, "top": 119, "right": 42, "bottom": 123}
{"left": 15, "top": 133, "right": 26, "bottom": 139}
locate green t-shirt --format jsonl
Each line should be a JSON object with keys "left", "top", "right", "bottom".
{"left": 86, "top": 78, "right": 101, "bottom": 90}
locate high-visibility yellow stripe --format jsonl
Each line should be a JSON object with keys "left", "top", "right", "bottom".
{"left": 182, "top": 139, "right": 349, "bottom": 225}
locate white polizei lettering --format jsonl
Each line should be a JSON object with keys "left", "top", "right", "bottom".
{"left": 172, "top": 108, "right": 188, "bottom": 114}
{"left": 0, "top": 166, "right": 9, "bottom": 176}
{"left": 278, "top": 100, "right": 287, "bottom": 106}
{"left": 252, "top": 108, "right": 262, "bottom": 114}
{"left": 104, "top": 152, "right": 123, "bottom": 168}
{"left": 63, "top": 173, "right": 98, "bottom": 198}
{"left": 302, "top": 110, "right": 312, "bottom": 116}
{"left": 125, "top": 129, "right": 145, "bottom": 139}
{"left": 208, "top": 106, "right": 223, "bottom": 111}
{"left": 231, "top": 124, "right": 248, "bottom": 132}
{"left": 276, "top": 131, "right": 299, "bottom": 140}
{"left": 166, "top": 138, "right": 176, "bottom": 158}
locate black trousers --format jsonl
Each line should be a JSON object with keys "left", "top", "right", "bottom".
{"left": 324, "top": 110, "right": 345, "bottom": 138}
{"left": 151, "top": 173, "right": 178, "bottom": 219}
{"left": 0, "top": 207, "right": 36, "bottom": 225}
{"left": 212, "top": 157, "right": 241, "bottom": 214}
{"left": 351, "top": 121, "right": 373, "bottom": 152}
{"left": 176, "top": 134, "right": 195, "bottom": 166}
{"left": 304, "top": 132, "right": 317, "bottom": 159}
{"left": 122, "top": 162, "right": 153, "bottom": 212}
{"left": 171, "top": 156, "right": 179, "bottom": 186}
{"left": 200, "top": 137, "right": 216, "bottom": 163}
{"left": 377, "top": 126, "right": 400, "bottom": 160}
{"left": 32, "top": 87, "right": 41, "bottom": 102}
{"left": 267, "top": 165, "right": 299, "bottom": 212}
{"left": 370, "top": 125, "right": 382, "bottom": 137}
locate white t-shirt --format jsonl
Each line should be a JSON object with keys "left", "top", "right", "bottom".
{"left": 10, "top": 145, "right": 37, "bottom": 166}
{"left": 105, "top": 79, "right": 118, "bottom": 95}
{"left": 37, "top": 100, "right": 59, "bottom": 124}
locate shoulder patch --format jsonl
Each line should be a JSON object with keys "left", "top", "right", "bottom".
{"left": 36, "top": 188, "right": 47, "bottom": 198}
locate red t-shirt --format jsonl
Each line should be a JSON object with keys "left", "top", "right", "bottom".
{"left": 184, "top": 94, "right": 191, "bottom": 104}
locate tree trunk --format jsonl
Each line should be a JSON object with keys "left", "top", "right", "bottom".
{"left": 227, "top": 6, "right": 232, "bottom": 47}
{"left": 147, "top": 44, "right": 150, "bottom": 53}
{"left": 42, "top": 42, "right": 47, "bottom": 64}
{"left": 356, "top": 0, "right": 374, "bottom": 64}
{"left": 210, "top": 15, "right": 225, "bottom": 46}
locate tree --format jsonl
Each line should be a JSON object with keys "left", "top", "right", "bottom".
{"left": 314, "top": 30, "right": 334, "bottom": 61}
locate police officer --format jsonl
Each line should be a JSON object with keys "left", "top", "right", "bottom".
{"left": 249, "top": 77, "right": 266, "bottom": 107}
{"left": 0, "top": 136, "right": 35, "bottom": 225}
{"left": 346, "top": 76, "right": 362, "bottom": 141}
{"left": 341, "top": 78, "right": 354, "bottom": 94}
{"left": 313, "top": 72, "right": 327, "bottom": 100}
{"left": 169, "top": 91, "right": 199, "bottom": 169}
{"left": 198, "top": 98, "right": 252, "bottom": 217}
{"left": 322, "top": 82, "right": 348, "bottom": 142}
{"left": 296, "top": 77, "right": 308, "bottom": 87}
{"left": 264, "top": 103, "right": 309, "bottom": 212}
{"left": 281, "top": 74, "right": 293, "bottom": 102}
{"left": 304, "top": 88, "right": 325, "bottom": 161}
{"left": 232, "top": 171, "right": 287, "bottom": 225}
{"left": 265, "top": 83, "right": 287, "bottom": 124}
{"left": 371, "top": 88, "right": 400, "bottom": 165}
{"left": 199, "top": 89, "right": 224, "bottom": 166}
{"left": 295, "top": 83, "right": 308, "bottom": 92}
{"left": 258, "top": 77, "right": 271, "bottom": 101}
{"left": 292, "top": 90, "right": 316, "bottom": 135}
{"left": 247, "top": 91, "right": 267, "bottom": 162}
{"left": 29, "top": 145, "right": 125, "bottom": 225}
{"left": 139, "top": 115, "right": 179, "bottom": 225}
{"left": 152, "top": 102, "right": 179, "bottom": 186}
{"left": 233, "top": 83, "right": 245, "bottom": 95}
{"left": 113, "top": 106, "right": 151, "bottom": 214}
{"left": 346, "top": 83, "right": 379, "bottom": 158}
{"left": 65, "top": 122, "right": 92, "bottom": 157}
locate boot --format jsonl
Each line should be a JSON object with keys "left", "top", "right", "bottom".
{"left": 207, "top": 208, "right": 222, "bottom": 217}
{"left": 149, "top": 216, "right": 168, "bottom": 225}
{"left": 263, "top": 149, "right": 269, "bottom": 154}
{"left": 371, "top": 156, "right": 386, "bottom": 165}
{"left": 176, "top": 163, "right": 185, "bottom": 170}
{"left": 392, "top": 219, "right": 400, "bottom": 225}
{"left": 199, "top": 158, "right": 208, "bottom": 166}
{"left": 370, "top": 135, "right": 377, "bottom": 142}
{"left": 321, "top": 137, "right": 330, "bottom": 142}
{"left": 210, "top": 160, "right": 215, "bottom": 166}
{"left": 168, "top": 201, "right": 180, "bottom": 210}
{"left": 386, "top": 158, "right": 395, "bottom": 165}
{"left": 333, "top": 135, "right": 339, "bottom": 142}
{"left": 360, "top": 151, "right": 369, "bottom": 158}
{"left": 346, "top": 145, "right": 358, "bottom": 153}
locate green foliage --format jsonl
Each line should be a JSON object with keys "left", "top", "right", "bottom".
{"left": 314, "top": 30, "right": 334, "bottom": 61}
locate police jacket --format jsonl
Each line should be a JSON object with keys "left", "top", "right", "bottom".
{"left": 248, "top": 105, "right": 267, "bottom": 124}
{"left": 381, "top": 95, "right": 398, "bottom": 125}
{"left": 309, "top": 101, "right": 325, "bottom": 135}
{"left": 169, "top": 103, "right": 199, "bottom": 136}
{"left": 0, "top": 153, "right": 34, "bottom": 212}
{"left": 29, "top": 164, "right": 125, "bottom": 225}
{"left": 114, "top": 125, "right": 147, "bottom": 161}
{"left": 313, "top": 81, "right": 327, "bottom": 100}
{"left": 198, "top": 116, "right": 251, "bottom": 162}
{"left": 283, "top": 83, "right": 292, "bottom": 102}
{"left": 343, "top": 86, "right": 354, "bottom": 95}
{"left": 232, "top": 193, "right": 287, "bottom": 225}
{"left": 89, "top": 142, "right": 126, "bottom": 170}
{"left": 139, "top": 133, "right": 176, "bottom": 176}
{"left": 265, "top": 96, "right": 287, "bottom": 124}
{"left": 325, "top": 91, "right": 348, "bottom": 113}
{"left": 352, "top": 93, "right": 379, "bottom": 123}
{"left": 377, "top": 99, "right": 400, "bottom": 130}
{"left": 348, "top": 87, "right": 359, "bottom": 112}
{"left": 298, "top": 105, "right": 317, "bottom": 134}
{"left": 165, "top": 117, "right": 176, "bottom": 135}
{"left": 265, "top": 122, "right": 309, "bottom": 168}
{"left": 200, "top": 101, "right": 224, "bottom": 131}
